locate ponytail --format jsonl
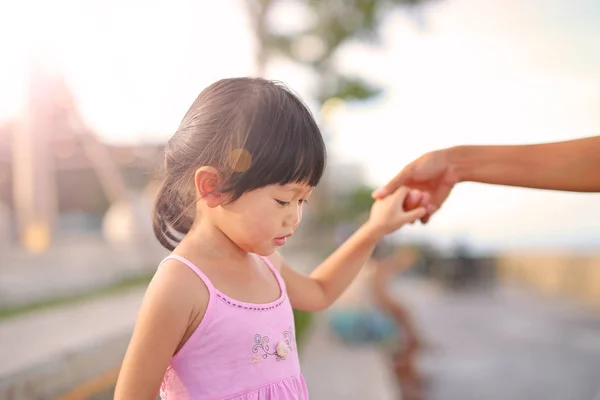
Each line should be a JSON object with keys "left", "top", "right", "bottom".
{"left": 152, "top": 178, "right": 194, "bottom": 251}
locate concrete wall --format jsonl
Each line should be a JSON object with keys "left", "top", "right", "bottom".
{"left": 497, "top": 252, "right": 600, "bottom": 308}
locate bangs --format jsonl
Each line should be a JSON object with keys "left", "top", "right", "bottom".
{"left": 221, "top": 81, "right": 326, "bottom": 199}
{"left": 242, "top": 118, "right": 325, "bottom": 187}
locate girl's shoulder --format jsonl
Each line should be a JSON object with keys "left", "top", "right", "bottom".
{"left": 150, "top": 257, "right": 210, "bottom": 315}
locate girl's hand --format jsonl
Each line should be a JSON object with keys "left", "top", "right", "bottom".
{"left": 372, "top": 149, "right": 457, "bottom": 223}
{"left": 367, "top": 186, "right": 427, "bottom": 237}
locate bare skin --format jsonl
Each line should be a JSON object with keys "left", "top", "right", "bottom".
{"left": 373, "top": 136, "right": 600, "bottom": 222}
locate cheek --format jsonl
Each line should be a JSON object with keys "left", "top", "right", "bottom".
{"left": 251, "top": 208, "right": 280, "bottom": 235}
{"left": 233, "top": 212, "right": 280, "bottom": 255}
{"left": 235, "top": 204, "right": 279, "bottom": 238}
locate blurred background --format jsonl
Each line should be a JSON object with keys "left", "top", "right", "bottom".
{"left": 0, "top": 0, "right": 599, "bottom": 399}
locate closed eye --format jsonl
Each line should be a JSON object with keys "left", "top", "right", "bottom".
{"left": 275, "top": 199, "right": 308, "bottom": 206}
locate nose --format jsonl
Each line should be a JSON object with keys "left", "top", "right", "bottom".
{"left": 284, "top": 203, "right": 302, "bottom": 228}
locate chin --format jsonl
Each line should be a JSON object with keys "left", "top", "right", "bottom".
{"left": 246, "top": 243, "right": 277, "bottom": 257}
{"left": 234, "top": 239, "right": 269, "bottom": 256}
{"left": 253, "top": 247, "right": 277, "bottom": 257}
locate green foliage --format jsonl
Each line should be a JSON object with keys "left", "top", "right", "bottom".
{"left": 343, "top": 185, "right": 377, "bottom": 217}
{"left": 248, "top": 0, "right": 436, "bottom": 106}
{"left": 316, "top": 76, "right": 382, "bottom": 105}
{"left": 293, "top": 308, "right": 314, "bottom": 347}
{"left": 316, "top": 185, "right": 376, "bottom": 227}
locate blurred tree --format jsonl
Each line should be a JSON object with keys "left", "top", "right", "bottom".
{"left": 316, "top": 184, "right": 375, "bottom": 228}
{"left": 337, "top": 185, "right": 376, "bottom": 222}
{"left": 245, "top": 0, "right": 436, "bottom": 102}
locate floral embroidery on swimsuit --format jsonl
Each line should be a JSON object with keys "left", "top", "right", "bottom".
{"left": 252, "top": 326, "right": 296, "bottom": 362}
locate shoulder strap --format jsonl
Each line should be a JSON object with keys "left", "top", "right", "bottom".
{"left": 159, "top": 254, "right": 216, "bottom": 292}
{"left": 260, "top": 255, "right": 286, "bottom": 291}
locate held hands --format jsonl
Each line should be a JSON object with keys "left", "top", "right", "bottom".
{"left": 366, "top": 187, "right": 428, "bottom": 237}
{"left": 371, "top": 149, "right": 459, "bottom": 223}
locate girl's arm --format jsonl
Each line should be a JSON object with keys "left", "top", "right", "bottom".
{"left": 272, "top": 187, "right": 426, "bottom": 312}
{"left": 114, "top": 262, "right": 206, "bottom": 400}
{"left": 274, "top": 223, "right": 380, "bottom": 312}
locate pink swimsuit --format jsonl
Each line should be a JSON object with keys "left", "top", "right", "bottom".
{"left": 158, "top": 254, "right": 309, "bottom": 400}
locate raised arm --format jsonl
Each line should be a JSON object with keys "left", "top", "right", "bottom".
{"left": 273, "top": 187, "right": 427, "bottom": 312}
{"left": 372, "top": 136, "right": 600, "bottom": 222}
{"left": 449, "top": 136, "right": 600, "bottom": 192}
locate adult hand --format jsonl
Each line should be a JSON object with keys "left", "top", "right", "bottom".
{"left": 372, "top": 150, "right": 459, "bottom": 223}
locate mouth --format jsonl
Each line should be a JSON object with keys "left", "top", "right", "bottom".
{"left": 274, "top": 234, "right": 292, "bottom": 246}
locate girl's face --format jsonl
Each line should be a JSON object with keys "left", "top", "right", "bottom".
{"left": 216, "top": 182, "right": 313, "bottom": 256}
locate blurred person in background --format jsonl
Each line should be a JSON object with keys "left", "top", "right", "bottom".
{"left": 329, "top": 241, "right": 427, "bottom": 400}
{"left": 370, "top": 245, "right": 427, "bottom": 400}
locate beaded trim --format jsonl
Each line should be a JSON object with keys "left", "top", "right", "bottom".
{"left": 215, "top": 292, "right": 285, "bottom": 311}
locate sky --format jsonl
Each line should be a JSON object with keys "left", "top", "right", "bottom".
{"left": 0, "top": 0, "right": 599, "bottom": 253}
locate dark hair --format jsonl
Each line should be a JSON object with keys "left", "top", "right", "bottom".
{"left": 152, "top": 77, "right": 327, "bottom": 250}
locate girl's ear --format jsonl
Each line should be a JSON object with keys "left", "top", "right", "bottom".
{"left": 194, "top": 166, "right": 223, "bottom": 208}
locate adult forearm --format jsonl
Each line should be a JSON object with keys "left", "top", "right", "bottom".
{"left": 448, "top": 136, "right": 600, "bottom": 192}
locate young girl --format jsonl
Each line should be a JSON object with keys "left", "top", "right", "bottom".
{"left": 114, "top": 77, "right": 427, "bottom": 400}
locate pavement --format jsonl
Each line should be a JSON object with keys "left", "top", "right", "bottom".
{"left": 395, "top": 279, "right": 600, "bottom": 400}
{"left": 0, "top": 287, "right": 144, "bottom": 400}
{"left": 301, "top": 312, "right": 400, "bottom": 400}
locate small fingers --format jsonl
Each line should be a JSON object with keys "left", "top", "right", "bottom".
{"left": 403, "top": 189, "right": 423, "bottom": 211}
{"left": 405, "top": 207, "right": 427, "bottom": 224}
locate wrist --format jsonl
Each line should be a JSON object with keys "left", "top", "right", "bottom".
{"left": 360, "top": 221, "right": 386, "bottom": 244}
{"left": 445, "top": 145, "right": 472, "bottom": 183}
